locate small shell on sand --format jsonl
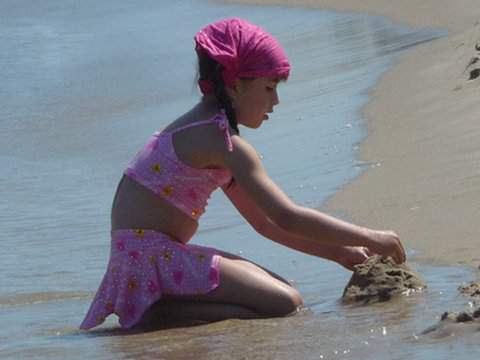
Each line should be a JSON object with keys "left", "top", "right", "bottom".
{"left": 342, "top": 255, "right": 426, "bottom": 304}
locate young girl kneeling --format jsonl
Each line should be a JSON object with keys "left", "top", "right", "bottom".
{"left": 80, "top": 18, "right": 405, "bottom": 330}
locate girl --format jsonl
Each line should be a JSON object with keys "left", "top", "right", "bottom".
{"left": 80, "top": 18, "right": 406, "bottom": 330}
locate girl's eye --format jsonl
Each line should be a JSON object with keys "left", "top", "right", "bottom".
{"left": 266, "top": 86, "right": 275, "bottom": 91}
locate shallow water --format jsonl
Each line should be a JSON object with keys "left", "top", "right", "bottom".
{"left": 2, "top": 263, "right": 478, "bottom": 359}
{"left": 3, "top": 0, "right": 478, "bottom": 359}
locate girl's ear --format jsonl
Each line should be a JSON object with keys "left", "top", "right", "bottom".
{"left": 225, "top": 79, "right": 242, "bottom": 100}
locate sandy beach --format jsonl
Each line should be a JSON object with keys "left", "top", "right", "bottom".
{"left": 226, "top": 0, "right": 480, "bottom": 267}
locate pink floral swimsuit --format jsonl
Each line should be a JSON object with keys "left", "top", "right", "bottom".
{"left": 124, "top": 111, "right": 233, "bottom": 219}
{"left": 80, "top": 112, "right": 234, "bottom": 330}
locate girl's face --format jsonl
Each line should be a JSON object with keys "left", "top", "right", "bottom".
{"left": 228, "top": 77, "right": 281, "bottom": 129}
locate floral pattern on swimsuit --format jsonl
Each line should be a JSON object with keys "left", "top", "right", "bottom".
{"left": 80, "top": 229, "right": 221, "bottom": 329}
{"left": 124, "top": 112, "right": 233, "bottom": 220}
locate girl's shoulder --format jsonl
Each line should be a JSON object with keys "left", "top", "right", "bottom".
{"left": 165, "top": 111, "right": 237, "bottom": 169}
{"left": 223, "top": 134, "right": 264, "bottom": 174}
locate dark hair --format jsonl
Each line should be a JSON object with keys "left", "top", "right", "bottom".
{"left": 197, "top": 52, "right": 239, "bottom": 133}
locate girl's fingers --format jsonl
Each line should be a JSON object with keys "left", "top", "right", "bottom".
{"left": 399, "top": 241, "right": 407, "bottom": 264}
{"left": 394, "top": 245, "right": 406, "bottom": 264}
{"left": 364, "top": 247, "right": 375, "bottom": 257}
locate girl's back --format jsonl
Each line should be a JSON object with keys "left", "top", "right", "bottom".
{"left": 111, "top": 100, "right": 234, "bottom": 243}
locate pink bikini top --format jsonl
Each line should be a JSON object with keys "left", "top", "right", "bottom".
{"left": 124, "top": 112, "right": 233, "bottom": 220}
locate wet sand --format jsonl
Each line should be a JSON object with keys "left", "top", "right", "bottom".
{"left": 342, "top": 255, "right": 426, "bottom": 304}
{"left": 225, "top": 0, "right": 480, "bottom": 267}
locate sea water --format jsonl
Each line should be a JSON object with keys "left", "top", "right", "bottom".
{"left": 1, "top": 0, "right": 476, "bottom": 359}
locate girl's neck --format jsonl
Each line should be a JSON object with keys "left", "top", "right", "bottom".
{"left": 179, "top": 96, "right": 221, "bottom": 123}
{"left": 194, "top": 96, "right": 223, "bottom": 118}
{"left": 200, "top": 95, "right": 220, "bottom": 110}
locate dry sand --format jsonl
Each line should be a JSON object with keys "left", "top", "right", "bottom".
{"left": 225, "top": 0, "right": 480, "bottom": 267}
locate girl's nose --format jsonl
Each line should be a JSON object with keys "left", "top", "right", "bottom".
{"left": 272, "top": 89, "right": 279, "bottom": 106}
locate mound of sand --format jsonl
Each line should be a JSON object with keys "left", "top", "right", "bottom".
{"left": 342, "top": 255, "right": 426, "bottom": 304}
{"left": 443, "top": 280, "right": 480, "bottom": 323}
{"left": 420, "top": 281, "right": 480, "bottom": 336}
{"left": 438, "top": 308, "right": 480, "bottom": 323}
{"left": 458, "top": 281, "right": 480, "bottom": 299}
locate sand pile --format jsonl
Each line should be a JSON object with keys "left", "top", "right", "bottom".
{"left": 458, "top": 281, "right": 480, "bottom": 299}
{"left": 438, "top": 281, "right": 480, "bottom": 324}
{"left": 420, "top": 281, "right": 480, "bottom": 335}
{"left": 342, "top": 255, "right": 426, "bottom": 304}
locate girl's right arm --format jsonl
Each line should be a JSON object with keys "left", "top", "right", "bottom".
{"left": 222, "top": 135, "right": 406, "bottom": 263}
{"left": 223, "top": 179, "right": 374, "bottom": 269}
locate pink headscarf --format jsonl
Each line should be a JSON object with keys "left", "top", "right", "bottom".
{"left": 194, "top": 18, "right": 290, "bottom": 95}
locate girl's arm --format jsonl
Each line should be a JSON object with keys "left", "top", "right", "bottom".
{"left": 223, "top": 181, "right": 371, "bottom": 270}
{"left": 221, "top": 135, "right": 406, "bottom": 263}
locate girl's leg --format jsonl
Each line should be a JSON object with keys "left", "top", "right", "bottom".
{"left": 140, "top": 300, "right": 261, "bottom": 326}
{"left": 142, "top": 256, "right": 303, "bottom": 325}
{"left": 213, "top": 248, "right": 293, "bottom": 286}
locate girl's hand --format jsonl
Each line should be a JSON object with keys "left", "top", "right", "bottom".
{"left": 367, "top": 230, "right": 406, "bottom": 264}
{"left": 336, "top": 246, "right": 372, "bottom": 271}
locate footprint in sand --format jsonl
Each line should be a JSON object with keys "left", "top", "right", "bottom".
{"left": 468, "top": 67, "right": 480, "bottom": 80}
{"left": 465, "top": 42, "right": 480, "bottom": 80}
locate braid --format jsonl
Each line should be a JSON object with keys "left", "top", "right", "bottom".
{"left": 197, "top": 53, "right": 239, "bottom": 133}
{"left": 214, "top": 81, "right": 238, "bottom": 133}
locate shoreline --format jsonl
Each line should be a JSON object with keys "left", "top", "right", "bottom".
{"left": 225, "top": 0, "right": 480, "bottom": 267}
{"left": 221, "top": 0, "right": 480, "bottom": 34}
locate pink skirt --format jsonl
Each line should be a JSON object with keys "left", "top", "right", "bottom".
{"left": 80, "top": 229, "right": 221, "bottom": 329}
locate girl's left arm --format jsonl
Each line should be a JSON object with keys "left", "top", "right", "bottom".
{"left": 222, "top": 181, "right": 369, "bottom": 270}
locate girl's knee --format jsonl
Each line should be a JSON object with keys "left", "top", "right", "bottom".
{"left": 291, "top": 288, "right": 304, "bottom": 309}
{"left": 216, "top": 257, "right": 303, "bottom": 316}
{"left": 270, "top": 287, "right": 303, "bottom": 317}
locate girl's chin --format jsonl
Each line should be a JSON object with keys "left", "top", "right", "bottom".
{"left": 244, "top": 122, "right": 262, "bottom": 129}
{"left": 238, "top": 117, "right": 265, "bottom": 128}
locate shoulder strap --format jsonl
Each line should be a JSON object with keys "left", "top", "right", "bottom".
{"left": 215, "top": 112, "right": 234, "bottom": 152}
{"left": 167, "top": 119, "right": 215, "bottom": 134}
{"left": 167, "top": 111, "right": 234, "bottom": 152}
